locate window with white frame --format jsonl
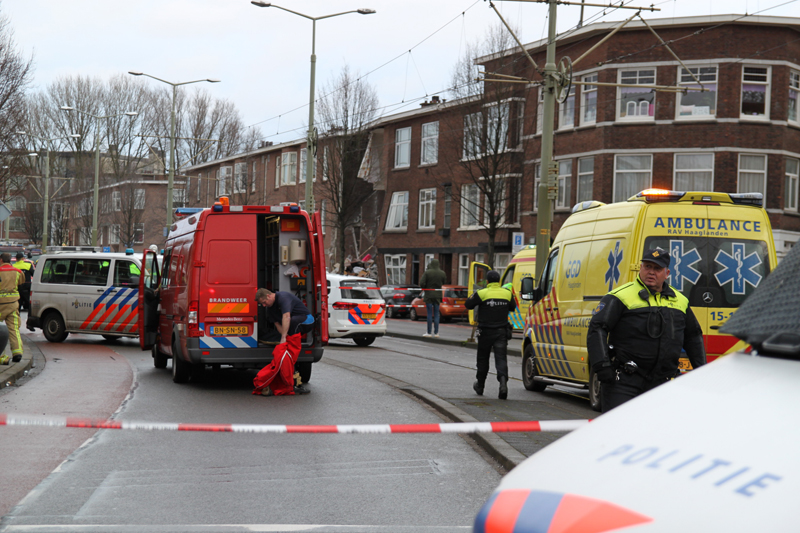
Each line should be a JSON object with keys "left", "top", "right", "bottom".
{"left": 394, "top": 127, "right": 411, "bottom": 168}
{"left": 134, "top": 188, "right": 145, "bottom": 210}
{"left": 173, "top": 188, "right": 186, "bottom": 207}
{"left": 618, "top": 69, "right": 656, "bottom": 120}
{"left": 112, "top": 191, "right": 121, "bottom": 211}
{"left": 384, "top": 254, "right": 407, "bottom": 285}
{"left": 8, "top": 196, "right": 25, "bottom": 210}
{"left": 418, "top": 188, "right": 436, "bottom": 229}
{"left": 675, "top": 153, "right": 714, "bottom": 191}
{"left": 495, "top": 253, "right": 511, "bottom": 271}
{"left": 458, "top": 254, "right": 470, "bottom": 286}
{"left": 487, "top": 103, "right": 509, "bottom": 154}
{"left": 421, "top": 121, "right": 438, "bottom": 165}
{"left": 234, "top": 162, "right": 247, "bottom": 193}
{"left": 536, "top": 87, "right": 544, "bottom": 134}
{"left": 78, "top": 197, "right": 92, "bottom": 217}
{"left": 134, "top": 223, "right": 144, "bottom": 244}
{"left": 300, "top": 148, "right": 307, "bottom": 184}
{"left": 252, "top": 162, "right": 257, "bottom": 192}
{"left": 320, "top": 199, "right": 327, "bottom": 234}
{"left": 516, "top": 100, "right": 525, "bottom": 147}
{"left": 197, "top": 174, "right": 203, "bottom": 201}
{"left": 577, "top": 157, "right": 594, "bottom": 203}
{"left": 322, "top": 146, "right": 329, "bottom": 181}
{"left": 219, "top": 166, "right": 232, "bottom": 195}
{"left": 78, "top": 227, "right": 91, "bottom": 245}
{"left": 476, "top": 253, "right": 485, "bottom": 264}
{"left": 789, "top": 70, "right": 799, "bottom": 125}
{"left": 614, "top": 155, "right": 653, "bottom": 202}
{"left": 483, "top": 178, "right": 510, "bottom": 226}
{"left": 385, "top": 191, "right": 409, "bottom": 230}
{"left": 556, "top": 160, "right": 572, "bottom": 209}
{"left": 101, "top": 193, "right": 109, "bottom": 214}
{"left": 274, "top": 158, "right": 280, "bottom": 189}
{"left": 109, "top": 224, "right": 120, "bottom": 245}
{"left": 581, "top": 73, "right": 598, "bottom": 125}
{"left": 281, "top": 152, "right": 297, "bottom": 185}
{"left": 559, "top": 92, "right": 575, "bottom": 130}
{"left": 785, "top": 158, "right": 799, "bottom": 211}
{"left": 443, "top": 185, "right": 452, "bottom": 229}
{"left": 677, "top": 66, "right": 717, "bottom": 119}
{"left": 463, "top": 112, "right": 482, "bottom": 159}
{"left": 741, "top": 66, "right": 770, "bottom": 118}
{"left": 460, "top": 183, "right": 480, "bottom": 228}
{"left": 424, "top": 254, "right": 434, "bottom": 269}
{"left": 738, "top": 154, "right": 767, "bottom": 197}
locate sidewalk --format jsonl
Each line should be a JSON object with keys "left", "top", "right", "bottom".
{"left": 385, "top": 316, "right": 524, "bottom": 357}
{"left": 0, "top": 336, "right": 37, "bottom": 391}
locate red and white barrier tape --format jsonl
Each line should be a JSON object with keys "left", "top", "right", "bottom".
{"left": 0, "top": 413, "right": 588, "bottom": 434}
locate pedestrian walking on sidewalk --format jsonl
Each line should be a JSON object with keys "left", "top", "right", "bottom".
{"left": 465, "top": 270, "right": 516, "bottom": 399}
{"left": 420, "top": 258, "right": 446, "bottom": 338}
{"left": 0, "top": 253, "right": 24, "bottom": 364}
{"left": 587, "top": 247, "right": 706, "bottom": 413}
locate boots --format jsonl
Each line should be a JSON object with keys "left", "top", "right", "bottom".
{"left": 498, "top": 376, "right": 508, "bottom": 400}
{"left": 473, "top": 379, "right": 485, "bottom": 396}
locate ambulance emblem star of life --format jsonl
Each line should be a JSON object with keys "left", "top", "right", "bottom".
{"left": 714, "top": 242, "right": 762, "bottom": 295}
{"left": 670, "top": 240, "right": 702, "bottom": 291}
{"left": 604, "top": 241, "right": 623, "bottom": 291}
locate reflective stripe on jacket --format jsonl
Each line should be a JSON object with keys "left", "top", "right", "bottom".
{"left": 0, "top": 264, "right": 23, "bottom": 303}
{"left": 12, "top": 260, "right": 34, "bottom": 283}
{"left": 465, "top": 282, "right": 516, "bottom": 329}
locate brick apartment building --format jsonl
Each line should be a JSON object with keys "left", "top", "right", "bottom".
{"left": 370, "top": 14, "right": 800, "bottom": 286}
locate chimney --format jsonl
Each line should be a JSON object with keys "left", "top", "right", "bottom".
{"left": 431, "top": 96, "right": 440, "bottom": 104}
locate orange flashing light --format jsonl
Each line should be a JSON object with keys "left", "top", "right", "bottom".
{"left": 219, "top": 196, "right": 230, "bottom": 206}
{"left": 640, "top": 188, "right": 670, "bottom": 196}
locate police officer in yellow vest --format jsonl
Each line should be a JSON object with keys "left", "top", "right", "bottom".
{"left": 0, "top": 252, "right": 24, "bottom": 364}
{"left": 587, "top": 247, "right": 706, "bottom": 412}
{"left": 465, "top": 270, "right": 516, "bottom": 400}
{"left": 13, "top": 252, "right": 34, "bottom": 311}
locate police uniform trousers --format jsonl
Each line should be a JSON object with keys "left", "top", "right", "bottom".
{"left": 601, "top": 371, "right": 670, "bottom": 413}
{"left": 18, "top": 283, "right": 31, "bottom": 311}
{"left": 476, "top": 327, "right": 508, "bottom": 382}
{"left": 0, "top": 301, "right": 22, "bottom": 357}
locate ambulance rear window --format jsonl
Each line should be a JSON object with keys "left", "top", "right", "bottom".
{"left": 340, "top": 280, "right": 381, "bottom": 300}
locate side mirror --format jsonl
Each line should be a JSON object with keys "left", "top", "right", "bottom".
{"left": 520, "top": 277, "right": 535, "bottom": 300}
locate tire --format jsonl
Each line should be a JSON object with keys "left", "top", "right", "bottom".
{"left": 522, "top": 343, "right": 547, "bottom": 392}
{"left": 409, "top": 308, "right": 419, "bottom": 321}
{"left": 102, "top": 334, "right": 118, "bottom": 342}
{"left": 354, "top": 336, "right": 375, "bottom": 347}
{"left": 171, "top": 336, "right": 191, "bottom": 383}
{"left": 296, "top": 361, "right": 312, "bottom": 384}
{"left": 152, "top": 343, "right": 168, "bottom": 369}
{"left": 42, "top": 312, "right": 69, "bottom": 343}
{"left": 386, "top": 307, "right": 395, "bottom": 319}
{"left": 589, "top": 368, "right": 602, "bottom": 412}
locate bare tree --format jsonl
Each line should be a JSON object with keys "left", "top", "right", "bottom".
{"left": 442, "top": 25, "right": 528, "bottom": 268}
{"left": 316, "top": 65, "right": 380, "bottom": 274}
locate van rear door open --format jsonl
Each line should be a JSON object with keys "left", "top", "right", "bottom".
{"left": 138, "top": 249, "right": 161, "bottom": 350}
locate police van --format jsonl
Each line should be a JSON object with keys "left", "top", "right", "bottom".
{"left": 138, "top": 198, "right": 329, "bottom": 385}
{"left": 517, "top": 190, "right": 778, "bottom": 411}
{"left": 27, "top": 249, "right": 144, "bottom": 342}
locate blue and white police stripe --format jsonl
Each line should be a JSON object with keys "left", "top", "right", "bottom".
{"left": 198, "top": 323, "right": 258, "bottom": 349}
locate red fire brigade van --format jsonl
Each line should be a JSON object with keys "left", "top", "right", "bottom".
{"left": 138, "top": 199, "right": 329, "bottom": 384}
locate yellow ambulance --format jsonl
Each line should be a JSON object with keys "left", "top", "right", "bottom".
{"left": 468, "top": 245, "right": 537, "bottom": 330}
{"left": 517, "top": 190, "right": 777, "bottom": 411}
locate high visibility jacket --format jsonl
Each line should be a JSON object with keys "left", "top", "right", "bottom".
{"left": 465, "top": 282, "right": 516, "bottom": 329}
{"left": 0, "top": 263, "right": 24, "bottom": 303}
{"left": 587, "top": 275, "right": 706, "bottom": 380}
{"left": 12, "top": 259, "right": 34, "bottom": 283}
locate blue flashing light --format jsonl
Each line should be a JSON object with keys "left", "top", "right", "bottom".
{"left": 290, "top": 205, "right": 300, "bottom": 213}
{"left": 213, "top": 204, "right": 223, "bottom": 212}
{"left": 125, "top": 248, "right": 134, "bottom": 255}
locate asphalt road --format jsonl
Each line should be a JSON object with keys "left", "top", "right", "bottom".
{"left": 1, "top": 332, "right": 504, "bottom": 532}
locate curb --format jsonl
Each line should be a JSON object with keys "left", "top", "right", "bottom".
{"left": 385, "top": 330, "right": 523, "bottom": 357}
{"left": 0, "top": 335, "right": 40, "bottom": 390}
{"left": 323, "top": 357, "right": 525, "bottom": 472}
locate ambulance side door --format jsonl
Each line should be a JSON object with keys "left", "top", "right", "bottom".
{"left": 529, "top": 248, "right": 560, "bottom": 378}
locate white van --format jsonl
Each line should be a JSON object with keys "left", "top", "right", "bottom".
{"left": 326, "top": 273, "right": 386, "bottom": 346}
{"left": 27, "top": 252, "right": 144, "bottom": 343}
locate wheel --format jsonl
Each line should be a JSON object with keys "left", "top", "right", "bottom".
{"left": 386, "top": 306, "right": 395, "bottom": 319}
{"left": 522, "top": 344, "right": 547, "bottom": 392}
{"left": 171, "top": 336, "right": 191, "bottom": 383}
{"left": 354, "top": 336, "right": 375, "bottom": 347}
{"left": 102, "top": 334, "right": 118, "bottom": 342}
{"left": 42, "top": 312, "right": 69, "bottom": 343}
{"left": 152, "top": 343, "right": 168, "bottom": 369}
{"left": 296, "top": 361, "right": 312, "bottom": 384}
{"left": 409, "top": 308, "right": 419, "bottom": 321}
{"left": 589, "top": 368, "right": 602, "bottom": 412}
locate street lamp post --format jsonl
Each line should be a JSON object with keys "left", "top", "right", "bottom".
{"left": 127, "top": 72, "right": 220, "bottom": 228}
{"left": 59, "top": 106, "right": 137, "bottom": 247}
{"left": 251, "top": 2, "right": 375, "bottom": 214}
{"left": 16, "top": 132, "right": 81, "bottom": 253}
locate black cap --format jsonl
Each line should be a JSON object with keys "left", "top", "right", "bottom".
{"left": 486, "top": 270, "right": 501, "bottom": 283}
{"left": 641, "top": 247, "right": 670, "bottom": 268}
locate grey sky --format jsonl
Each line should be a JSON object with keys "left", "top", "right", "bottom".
{"left": 6, "top": 0, "right": 798, "bottom": 145}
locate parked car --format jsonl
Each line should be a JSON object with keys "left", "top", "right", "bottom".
{"left": 409, "top": 285, "right": 469, "bottom": 322}
{"left": 379, "top": 284, "right": 421, "bottom": 319}
{"left": 327, "top": 274, "right": 386, "bottom": 347}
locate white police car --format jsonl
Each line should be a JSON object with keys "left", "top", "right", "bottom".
{"left": 327, "top": 273, "right": 386, "bottom": 346}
